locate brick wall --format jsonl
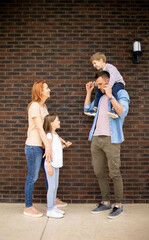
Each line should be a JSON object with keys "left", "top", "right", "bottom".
{"left": 0, "top": 0, "right": 149, "bottom": 204}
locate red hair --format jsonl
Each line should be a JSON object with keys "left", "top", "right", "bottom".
{"left": 27, "top": 80, "right": 48, "bottom": 111}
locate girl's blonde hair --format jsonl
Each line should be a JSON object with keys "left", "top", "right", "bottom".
{"left": 27, "top": 80, "right": 48, "bottom": 110}
{"left": 43, "top": 114, "right": 57, "bottom": 134}
{"left": 90, "top": 52, "right": 106, "bottom": 63}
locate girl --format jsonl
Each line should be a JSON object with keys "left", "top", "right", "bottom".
{"left": 43, "top": 114, "right": 72, "bottom": 219}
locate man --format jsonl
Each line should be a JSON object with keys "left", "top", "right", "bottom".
{"left": 84, "top": 71, "right": 130, "bottom": 218}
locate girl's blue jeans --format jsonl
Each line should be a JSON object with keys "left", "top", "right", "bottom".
{"left": 24, "top": 144, "right": 48, "bottom": 208}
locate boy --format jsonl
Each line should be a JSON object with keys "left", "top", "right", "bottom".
{"left": 84, "top": 52, "right": 125, "bottom": 118}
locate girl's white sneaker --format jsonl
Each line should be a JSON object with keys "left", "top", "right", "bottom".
{"left": 54, "top": 206, "right": 65, "bottom": 215}
{"left": 47, "top": 209, "right": 63, "bottom": 219}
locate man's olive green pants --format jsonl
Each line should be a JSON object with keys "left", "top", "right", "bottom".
{"left": 91, "top": 136, "right": 123, "bottom": 203}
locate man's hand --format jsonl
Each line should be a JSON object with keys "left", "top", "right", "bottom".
{"left": 104, "top": 84, "right": 124, "bottom": 115}
{"left": 84, "top": 81, "right": 95, "bottom": 107}
{"left": 86, "top": 81, "right": 94, "bottom": 93}
{"left": 103, "top": 84, "right": 113, "bottom": 99}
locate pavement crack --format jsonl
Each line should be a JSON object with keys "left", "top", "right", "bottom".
{"left": 40, "top": 218, "right": 49, "bottom": 240}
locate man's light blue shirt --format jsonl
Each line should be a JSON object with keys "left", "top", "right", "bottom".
{"left": 84, "top": 90, "right": 130, "bottom": 143}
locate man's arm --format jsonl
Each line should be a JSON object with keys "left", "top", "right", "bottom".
{"left": 104, "top": 85, "right": 124, "bottom": 115}
{"left": 110, "top": 97, "right": 123, "bottom": 115}
{"left": 84, "top": 81, "right": 94, "bottom": 106}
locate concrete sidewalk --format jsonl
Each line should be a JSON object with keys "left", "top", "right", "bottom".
{"left": 0, "top": 203, "right": 149, "bottom": 240}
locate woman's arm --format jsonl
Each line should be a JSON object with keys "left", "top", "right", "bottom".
{"left": 45, "top": 138, "right": 53, "bottom": 175}
{"left": 33, "top": 116, "right": 52, "bottom": 161}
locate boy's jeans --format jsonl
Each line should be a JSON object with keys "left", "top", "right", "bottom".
{"left": 25, "top": 144, "right": 45, "bottom": 208}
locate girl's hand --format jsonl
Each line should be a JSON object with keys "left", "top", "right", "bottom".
{"left": 62, "top": 143, "right": 67, "bottom": 149}
{"left": 65, "top": 141, "right": 72, "bottom": 148}
{"left": 47, "top": 164, "right": 53, "bottom": 176}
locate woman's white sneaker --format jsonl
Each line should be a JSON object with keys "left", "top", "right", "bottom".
{"left": 47, "top": 209, "right": 64, "bottom": 219}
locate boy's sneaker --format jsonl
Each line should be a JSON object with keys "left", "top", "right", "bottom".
{"left": 47, "top": 209, "right": 64, "bottom": 219}
{"left": 91, "top": 201, "right": 112, "bottom": 214}
{"left": 107, "top": 205, "right": 124, "bottom": 219}
{"left": 107, "top": 109, "right": 119, "bottom": 118}
{"left": 84, "top": 109, "right": 97, "bottom": 117}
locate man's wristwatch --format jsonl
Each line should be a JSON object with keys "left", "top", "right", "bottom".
{"left": 109, "top": 96, "right": 115, "bottom": 100}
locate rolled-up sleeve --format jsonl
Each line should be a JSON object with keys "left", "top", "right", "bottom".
{"left": 84, "top": 100, "right": 95, "bottom": 112}
{"left": 117, "top": 90, "right": 130, "bottom": 119}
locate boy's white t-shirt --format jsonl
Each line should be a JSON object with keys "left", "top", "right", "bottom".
{"left": 45, "top": 133, "right": 63, "bottom": 168}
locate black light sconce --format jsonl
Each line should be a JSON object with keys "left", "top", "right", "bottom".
{"left": 132, "top": 40, "right": 142, "bottom": 64}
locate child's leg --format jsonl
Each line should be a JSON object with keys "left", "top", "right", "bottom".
{"left": 45, "top": 165, "right": 57, "bottom": 210}
{"left": 53, "top": 168, "right": 65, "bottom": 215}
{"left": 94, "top": 89, "right": 103, "bottom": 108}
{"left": 44, "top": 164, "right": 63, "bottom": 219}
{"left": 107, "top": 83, "right": 124, "bottom": 119}
{"left": 112, "top": 83, "right": 124, "bottom": 100}
{"left": 54, "top": 168, "right": 59, "bottom": 207}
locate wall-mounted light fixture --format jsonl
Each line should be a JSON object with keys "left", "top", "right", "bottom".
{"left": 132, "top": 40, "right": 142, "bottom": 64}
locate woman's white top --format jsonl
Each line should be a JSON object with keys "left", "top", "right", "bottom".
{"left": 45, "top": 133, "right": 63, "bottom": 168}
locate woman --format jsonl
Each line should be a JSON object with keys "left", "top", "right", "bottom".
{"left": 24, "top": 80, "right": 67, "bottom": 217}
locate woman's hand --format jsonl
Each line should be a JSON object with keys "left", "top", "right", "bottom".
{"left": 47, "top": 163, "right": 53, "bottom": 176}
{"left": 43, "top": 145, "right": 53, "bottom": 162}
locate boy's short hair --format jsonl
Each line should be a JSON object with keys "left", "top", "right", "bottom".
{"left": 90, "top": 52, "right": 106, "bottom": 63}
{"left": 95, "top": 71, "right": 110, "bottom": 81}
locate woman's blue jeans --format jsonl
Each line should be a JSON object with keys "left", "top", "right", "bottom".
{"left": 25, "top": 145, "right": 48, "bottom": 208}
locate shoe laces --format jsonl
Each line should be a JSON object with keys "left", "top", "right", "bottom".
{"left": 112, "top": 206, "right": 120, "bottom": 212}
{"left": 97, "top": 202, "right": 105, "bottom": 207}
